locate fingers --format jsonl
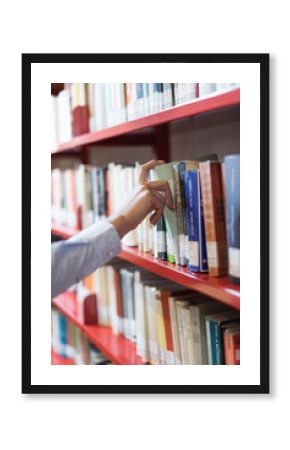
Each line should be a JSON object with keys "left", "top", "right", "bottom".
{"left": 149, "top": 190, "right": 166, "bottom": 226}
{"left": 150, "top": 208, "right": 163, "bottom": 226}
{"left": 138, "top": 159, "right": 165, "bottom": 182}
{"left": 147, "top": 180, "right": 174, "bottom": 209}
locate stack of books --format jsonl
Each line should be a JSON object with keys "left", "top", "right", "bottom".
{"left": 51, "top": 307, "right": 112, "bottom": 365}
{"left": 64, "top": 261, "right": 240, "bottom": 365}
{"left": 51, "top": 154, "right": 240, "bottom": 284}
{"left": 51, "top": 83, "right": 239, "bottom": 146}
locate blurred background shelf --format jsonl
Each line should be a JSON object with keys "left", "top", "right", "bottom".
{"left": 52, "top": 88, "right": 240, "bottom": 154}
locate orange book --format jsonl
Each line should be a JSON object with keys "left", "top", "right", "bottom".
{"left": 223, "top": 326, "right": 240, "bottom": 364}
{"left": 199, "top": 161, "right": 228, "bottom": 276}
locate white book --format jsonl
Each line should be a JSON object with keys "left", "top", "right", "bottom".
{"left": 183, "top": 307, "right": 195, "bottom": 364}
{"left": 57, "top": 88, "right": 72, "bottom": 143}
{"left": 51, "top": 95, "right": 59, "bottom": 148}
{"left": 87, "top": 83, "right": 96, "bottom": 132}
{"left": 176, "top": 301, "right": 191, "bottom": 364}
{"left": 156, "top": 297, "right": 166, "bottom": 364}
{"left": 106, "top": 266, "right": 119, "bottom": 334}
{"left": 134, "top": 271, "right": 150, "bottom": 362}
{"left": 145, "top": 286, "right": 160, "bottom": 365}
{"left": 94, "top": 83, "right": 107, "bottom": 130}
{"left": 93, "top": 267, "right": 109, "bottom": 326}
{"left": 199, "top": 83, "right": 217, "bottom": 98}
{"left": 163, "top": 83, "right": 173, "bottom": 110}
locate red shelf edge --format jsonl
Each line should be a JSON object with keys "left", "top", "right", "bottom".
{"left": 51, "top": 348, "right": 75, "bottom": 365}
{"left": 52, "top": 88, "right": 240, "bottom": 153}
{"left": 51, "top": 223, "right": 240, "bottom": 310}
{"left": 52, "top": 294, "right": 144, "bottom": 365}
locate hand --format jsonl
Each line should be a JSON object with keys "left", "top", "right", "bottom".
{"left": 108, "top": 159, "right": 174, "bottom": 239}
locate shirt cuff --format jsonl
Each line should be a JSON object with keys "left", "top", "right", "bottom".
{"left": 68, "top": 221, "right": 122, "bottom": 258}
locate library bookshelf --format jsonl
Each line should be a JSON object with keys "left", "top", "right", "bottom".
{"left": 52, "top": 88, "right": 240, "bottom": 154}
{"left": 52, "top": 293, "right": 144, "bottom": 365}
{"left": 51, "top": 222, "right": 240, "bottom": 310}
{"left": 51, "top": 85, "right": 240, "bottom": 364}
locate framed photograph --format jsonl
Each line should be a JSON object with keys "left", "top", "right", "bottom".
{"left": 22, "top": 53, "right": 269, "bottom": 394}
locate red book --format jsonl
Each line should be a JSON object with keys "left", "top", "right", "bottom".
{"left": 72, "top": 105, "right": 89, "bottom": 136}
{"left": 223, "top": 326, "right": 240, "bottom": 364}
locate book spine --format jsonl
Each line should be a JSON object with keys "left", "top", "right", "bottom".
{"left": 212, "top": 321, "right": 224, "bottom": 364}
{"left": 169, "top": 297, "right": 181, "bottom": 364}
{"left": 183, "top": 308, "right": 194, "bottom": 364}
{"left": 113, "top": 268, "right": 124, "bottom": 336}
{"left": 191, "top": 307, "right": 203, "bottom": 364}
{"left": 205, "top": 318, "right": 213, "bottom": 364}
{"left": 199, "top": 162, "right": 228, "bottom": 276}
{"left": 224, "top": 330, "right": 234, "bottom": 364}
{"left": 163, "top": 83, "right": 173, "bottom": 109}
{"left": 186, "top": 170, "right": 208, "bottom": 272}
{"left": 225, "top": 155, "right": 240, "bottom": 284}
{"left": 233, "top": 333, "right": 240, "bottom": 364}
{"left": 58, "top": 313, "right": 67, "bottom": 357}
{"left": 173, "top": 163, "right": 187, "bottom": 266}
{"left": 160, "top": 293, "right": 175, "bottom": 365}
{"left": 156, "top": 296, "right": 166, "bottom": 364}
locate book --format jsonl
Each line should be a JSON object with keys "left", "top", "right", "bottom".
{"left": 52, "top": 307, "right": 111, "bottom": 365}
{"left": 190, "top": 301, "right": 229, "bottom": 364}
{"left": 120, "top": 268, "right": 135, "bottom": 341}
{"left": 175, "top": 300, "right": 192, "bottom": 364}
{"left": 223, "top": 326, "right": 240, "bottom": 365}
{"left": 160, "top": 291, "right": 175, "bottom": 365}
{"left": 185, "top": 169, "right": 208, "bottom": 272}
{"left": 205, "top": 311, "right": 240, "bottom": 364}
{"left": 172, "top": 160, "right": 199, "bottom": 266}
{"left": 199, "top": 161, "right": 228, "bottom": 276}
{"left": 224, "top": 155, "right": 240, "bottom": 285}
{"left": 151, "top": 162, "right": 179, "bottom": 264}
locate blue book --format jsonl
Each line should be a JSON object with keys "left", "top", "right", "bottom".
{"left": 185, "top": 170, "right": 208, "bottom": 272}
{"left": 58, "top": 313, "right": 68, "bottom": 357}
{"left": 224, "top": 155, "right": 240, "bottom": 284}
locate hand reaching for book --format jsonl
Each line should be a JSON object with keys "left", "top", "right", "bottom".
{"left": 108, "top": 160, "right": 174, "bottom": 239}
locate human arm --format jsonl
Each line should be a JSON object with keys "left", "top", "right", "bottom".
{"left": 51, "top": 160, "right": 173, "bottom": 298}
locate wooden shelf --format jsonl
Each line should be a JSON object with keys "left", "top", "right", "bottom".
{"left": 52, "top": 88, "right": 240, "bottom": 154}
{"left": 51, "top": 223, "right": 240, "bottom": 310}
{"left": 52, "top": 293, "right": 144, "bottom": 365}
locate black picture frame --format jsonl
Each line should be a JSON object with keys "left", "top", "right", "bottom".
{"left": 22, "top": 53, "right": 269, "bottom": 394}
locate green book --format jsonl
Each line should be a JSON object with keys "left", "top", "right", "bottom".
{"left": 151, "top": 162, "right": 179, "bottom": 264}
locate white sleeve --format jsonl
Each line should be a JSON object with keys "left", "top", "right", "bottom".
{"left": 51, "top": 221, "right": 121, "bottom": 298}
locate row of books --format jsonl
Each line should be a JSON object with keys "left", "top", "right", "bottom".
{"left": 67, "top": 261, "right": 240, "bottom": 365}
{"left": 51, "top": 307, "right": 112, "bottom": 365}
{"left": 51, "top": 83, "right": 239, "bottom": 146}
{"left": 51, "top": 154, "right": 240, "bottom": 283}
